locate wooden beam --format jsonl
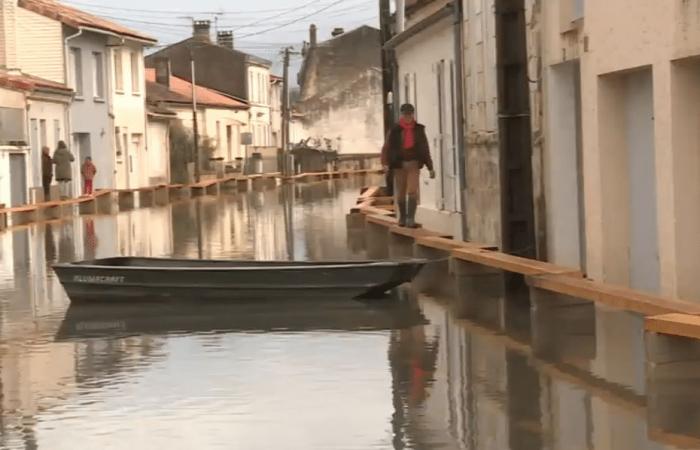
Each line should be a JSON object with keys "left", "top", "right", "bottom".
{"left": 528, "top": 275, "right": 700, "bottom": 316}
{"left": 415, "top": 236, "right": 497, "bottom": 253}
{"left": 646, "top": 314, "right": 700, "bottom": 340}
{"left": 452, "top": 248, "right": 583, "bottom": 277}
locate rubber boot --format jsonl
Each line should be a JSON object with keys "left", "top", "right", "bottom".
{"left": 397, "top": 199, "right": 407, "bottom": 227}
{"left": 406, "top": 197, "right": 418, "bottom": 228}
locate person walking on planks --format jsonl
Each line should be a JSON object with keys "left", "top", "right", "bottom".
{"left": 41, "top": 146, "right": 53, "bottom": 201}
{"left": 53, "top": 140, "right": 75, "bottom": 200}
{"left": 81, "top": 156, "right": 97, "bottom": 196}
{"left": 381, "top": 103, "right": 435, "bottom": 228}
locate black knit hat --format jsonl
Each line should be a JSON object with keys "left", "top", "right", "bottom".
{"left": 400, "top": 103, "right": 415, "bottom": 114}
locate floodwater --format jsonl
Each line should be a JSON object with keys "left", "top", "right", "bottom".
{"left": 0, "top": 176, "right": 698, "bottom": 450}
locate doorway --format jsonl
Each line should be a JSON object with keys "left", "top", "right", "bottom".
{"left": 9, "top": 153, "right": 28, "bottom": 206}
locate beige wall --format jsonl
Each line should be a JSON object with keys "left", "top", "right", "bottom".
{"left": 530, "top": 0, "right": 700, "bottom": 301}
{"left": 15, "top": 6, "right": 65, "bottom": 83}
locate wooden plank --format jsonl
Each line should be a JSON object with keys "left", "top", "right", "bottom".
{"left": 646, "top": 313, "right": 700, "bottom": 340}
{"left": 452, "top": 248, "right": 583, "bottom": 277}
{"left": 358, "top": 186, "right": 380, "bottom": 200}
{"left": 359, "top": 205, "right": 393, "bottom": 217}
{"left": 366, "top": 214, "right": 398, "bottom": 227}
{"left": 1, "top": 204, "right": 38, "bottom": 213}
{"left": 648, "top": 428, "right": 700, "bottom": 450}
{"left": 415, "top": 236, "right": 497, "bottom": 253}
{"left": 527, "top": 274, "right": 700, "bottom": 316}
{"left": 389, "top": 225, "right": 450, "bottom": 239}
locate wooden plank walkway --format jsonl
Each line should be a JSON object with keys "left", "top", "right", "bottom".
{"left": 646, "top": 313, "right": 700, "bottom": 339}
{"left": 452, "top": 247, "right": 583, "bottom": 277}
{"left": 0, "top": 169, "right": 381, "bottom": 233}
{"left": 528, "top": 275, "right": 700, "bottom": 316}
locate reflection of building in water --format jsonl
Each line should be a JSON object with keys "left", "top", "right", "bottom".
{"left": 117, "top": 207, "right": 174, "bottom": 258}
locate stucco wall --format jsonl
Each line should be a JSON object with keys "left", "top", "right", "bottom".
{"left": 66, "top": 32, "right": 113, "bottom": 191}
{"left": 146, "top": 119, "right": 169, "bottom": 184}
{"left": 112, "top": 42, "right": 148, "bottom": 189}
{"left": 529, "top": 0, "right": 700, "bottom": 302}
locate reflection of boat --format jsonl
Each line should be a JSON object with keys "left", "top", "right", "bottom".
{"left": 53, "top": 257, "right": 426, "bottom": 302}
{"left": 54, "top": 297, "right": 428, "bottom": 340}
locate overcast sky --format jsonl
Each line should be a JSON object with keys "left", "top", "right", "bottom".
{"left": 64, "top": 0, "right": 381, "bottom": 75}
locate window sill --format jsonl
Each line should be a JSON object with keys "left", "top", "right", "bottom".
{"left": 94, "top": 97, "right": 106, "bottom": 103}
{"left": 132, "top": 92, "right": 141, "bottom": 97}
{"left": 115, "top": 90, "right": 125, "bottom": 95}
{"left": 74, "top": 95, "right": 85, "bottom": 101}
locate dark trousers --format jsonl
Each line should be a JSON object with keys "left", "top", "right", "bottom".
{"left": 42, "top": 176, "right": 52, "bottom": 200}
{"left": 385, "top": 168, "right": 394, "bottom": 196}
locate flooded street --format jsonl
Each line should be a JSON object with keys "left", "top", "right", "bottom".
{"left": 0, "top": 177, "right": 698, "bottom": 450}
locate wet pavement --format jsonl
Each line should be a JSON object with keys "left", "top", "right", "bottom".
{"left": 0, "top": 176, "right": 698, "bottom": 450}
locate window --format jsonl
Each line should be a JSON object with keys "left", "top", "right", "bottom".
{"left": 54, "top": 119, "right": 61, "bottom": 146}
{"left": 114, "top": 49, "right": 124, "bottom": 92}
{"left": 115, "top": 127, "right": 122, "bottom": 156}
{"left": 248, "top": 72, "right": 254, "bottom": 102}
{"left": 216, "top": 121, "right": 221, "bottom": 152}
{"left": 39, "top": 119, "right": 47, "bottom": 149}
{"left": 130, "top": 51, "right": 140, "bottom": 94}
{"left": 93, "top": 52, "right": 105, "bottom": 99}
{"left": 69, "top": 47, "right": 83, "bottom": 97}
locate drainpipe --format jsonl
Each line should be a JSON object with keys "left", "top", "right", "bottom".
{"left": 396, "top": 0, "right": 405, "bottom": 32}
{"left": 452, "top": 0, "right": 468, "bottom": 240}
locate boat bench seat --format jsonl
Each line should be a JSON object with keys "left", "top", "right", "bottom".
{"left": 646, "top": 313, "right": 700, "bottom": 340}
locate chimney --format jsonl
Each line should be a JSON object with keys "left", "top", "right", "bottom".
{"left": 331, "top": 27, "right": 344, "bottom": 37}
{"left": 217, "top": 30, "right": 234, "bottom": 50}
{"left": 192, "top": 20, "right": 211, "bottom": 42}
{"left": 309, "top": 24, "right": 317, "bottom": 48}
{"left": 153, "top": 57, "right": 171, "bottom": 88}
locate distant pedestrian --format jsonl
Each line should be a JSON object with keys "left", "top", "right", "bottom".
{"left": 81, "top": 156, "right": 97, "bottom": 196}
{"left": 381, "top": 104, "right": 434, "bottom": 228}
{"left": 53, "top": 140, "right": 75, "bottom": 200}
{"left": 41, "top": 146, "right": 53, "bottom": 201}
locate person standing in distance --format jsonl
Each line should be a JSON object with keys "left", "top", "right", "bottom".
{"left": 381, "top": 104, "right": 435, "bottom": 227}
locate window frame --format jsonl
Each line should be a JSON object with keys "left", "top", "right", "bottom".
{"left": 130, "top": 51, "right": 141, "bottom": 95}
{"left": 114, "top": 48, "right": 124, "bottom": 93}
{"left": 69, "top": 47, "right": 84, "bottom": 98}
{"left": 93, "top": 51, "right": 105, "bottom": 100}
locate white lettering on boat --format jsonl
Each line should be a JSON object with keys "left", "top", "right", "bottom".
{"left": 73, "top": 275, "right": 126, "bottom": 284}
{"left": 76, "top": 320, "right": 126, "bottom": 331}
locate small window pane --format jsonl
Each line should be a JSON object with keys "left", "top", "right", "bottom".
{"left": 70, "top": 48, "right": 83, "bottom": 96}
{"left": 131, "top": 51, "right": 140, "bottom": 94}
{"left": 93, "top": 52, "right": 104, "bottom": 98}
{"left": 114, "top": 49, "right": 124, "bottom": 92}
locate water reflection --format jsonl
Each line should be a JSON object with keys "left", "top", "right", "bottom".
{"left": 0, "top": 175, "right": 698, "bottom": 449}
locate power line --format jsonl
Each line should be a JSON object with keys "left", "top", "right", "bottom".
{"left": 231, "top": 0, "right": 323, "bottom": 32}
{"left": 62, "top": 0, "right": 329, "bottom": 15}
{"left": 238, "top": 0, "right": 346, "bottom": 39}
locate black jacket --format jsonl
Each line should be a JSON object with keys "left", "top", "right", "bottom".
{"left": 382, "top": 123, "right": 434, "bottom": 170}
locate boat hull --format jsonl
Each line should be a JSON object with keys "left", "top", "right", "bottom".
{"left": 53, "top": 257, "right": 426, "bottom": 302}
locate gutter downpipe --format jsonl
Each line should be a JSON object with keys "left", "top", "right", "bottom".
{"left": 452, "top": 0, "right": 468, "bottom": 240}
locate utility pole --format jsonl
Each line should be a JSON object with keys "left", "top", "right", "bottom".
{"left": 452, "top": 0, "right": 468, "bottom": 240}
{"left": 190, "top": 52, "right": 200, "bottom": 183}
{"left": 378, "top": 0, "right": 394, "bottom": 134}
{"left": 281, "top": 46, "right": 299, "bottom": 176}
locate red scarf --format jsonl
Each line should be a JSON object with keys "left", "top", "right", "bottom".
{"left": 399, "top": 117, "right": 416, "bottom": 149}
